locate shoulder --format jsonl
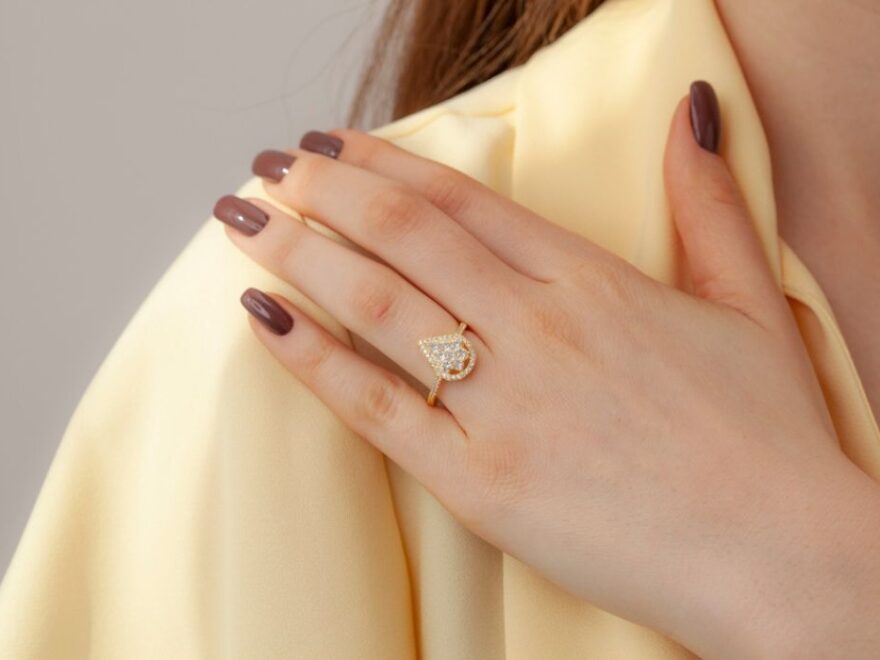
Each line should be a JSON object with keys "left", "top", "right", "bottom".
{"left": 363, "top": 0, "right": 751, "bottom": 276}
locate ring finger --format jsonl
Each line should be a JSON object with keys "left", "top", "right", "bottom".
{"left": 213, "top": 194, "right": 490, "bottom": 412}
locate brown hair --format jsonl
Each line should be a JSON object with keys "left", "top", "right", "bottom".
{"left": 350, "top": 0, "right": 608, "bottom": 128}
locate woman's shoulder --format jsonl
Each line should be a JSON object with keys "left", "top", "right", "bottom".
{"left": 374, "top": 0, "right": 707, "bottom": 145}
{"left": 371, "top": 0, "right": 763, "bottom": 272}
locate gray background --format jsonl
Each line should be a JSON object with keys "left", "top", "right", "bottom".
{"left": 0, "top": 0, "right": 385, "bottom": 577}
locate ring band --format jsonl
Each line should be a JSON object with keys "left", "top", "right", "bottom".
{"left": 418, "top": 321, "right": 477, "bottom": 406}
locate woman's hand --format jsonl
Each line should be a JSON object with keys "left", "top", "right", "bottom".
{"left": 213, "top": 83, "right": 880, "bottom": 658}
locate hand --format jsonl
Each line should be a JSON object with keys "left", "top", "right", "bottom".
{"left": 214, "top": 87, "right": 880, "bottom": 658}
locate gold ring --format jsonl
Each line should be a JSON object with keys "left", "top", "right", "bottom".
{"left": 418, "top": 321, "right": 477, "bottom": 406}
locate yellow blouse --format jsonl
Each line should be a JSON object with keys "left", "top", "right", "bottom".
{"left": 2, "top": 0, "right": 878, "bottom": 657}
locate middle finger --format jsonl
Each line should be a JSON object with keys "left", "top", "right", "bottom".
{"left": 257, "top": 150, "right": 524, "bottom": 335}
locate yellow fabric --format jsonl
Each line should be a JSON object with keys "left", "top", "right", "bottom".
{"left": 2, "top": 0, "right": 878, "bottom": 656}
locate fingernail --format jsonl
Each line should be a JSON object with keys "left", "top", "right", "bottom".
{"left": 213, "top": 195, "right": 269, "bottom": 236}
{"left": 240, "top": 288, "right": 294, "bottom": 336}
{"left": 252, "top": 149, "right": 296, "bottom": 182}
{"left": 300, "top": 131, "right": 343, "bottom": 159}
{"left": 689, "top": 80, "right": 721, "bottom": 153}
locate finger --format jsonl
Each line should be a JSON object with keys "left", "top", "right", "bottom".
{"left": 663, "top": 81, "right": 790, "bottom": 328}
{"left": 214, "top": 195, "right": 491, "bottom": 413}
{"left": 250, "top": 147, "right": 525, "bottom": 330}
{"left": 293, "top": 130, "right": 590, "bottom": 282}
{"left": 239, "top": 287, "right": 468, "bottom": 488}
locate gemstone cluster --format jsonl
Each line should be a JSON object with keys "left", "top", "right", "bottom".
{"left": 418, "top": 333, "right": 476, "bottom": 381}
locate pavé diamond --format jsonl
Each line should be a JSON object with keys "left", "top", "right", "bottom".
{"left": 418, "top": 333, "right": 476, "bottom": 381}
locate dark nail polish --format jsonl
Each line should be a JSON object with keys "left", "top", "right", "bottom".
{"left": 300, "top": 131, "right": 343, "bottom": 159}
{"left": 213, "top": 195, "right": 269, "bottom": 236}
{"left": 689, "top": 80, "right": 721, "bottom": 153}
{"left": 240, "top": 288, "right": 294, "bottom": 336}
{"left": 252, "top": 149, "right": 296, "bottom": 182}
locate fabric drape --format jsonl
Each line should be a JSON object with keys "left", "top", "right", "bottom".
{"left": 2, "top": 0, "right": 877, "bottom": 657}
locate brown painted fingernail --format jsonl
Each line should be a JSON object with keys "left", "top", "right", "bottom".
{"left": 213, "top": 195, "right": 269, "bottom": 236}
{"left": 252, "top": 149, "right": 296, "bottom": 182}
{"left": 300, "top": 131, "right": 343, "bottom": 159}
{"left": 689, "top": 80, "right": 721, "bottom": 153}
{"left": 240, "top": 288, "right": 294, "bottom": 335}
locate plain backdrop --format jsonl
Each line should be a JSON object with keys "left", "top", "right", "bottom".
{"left": 0, "top": 0, "right": 386, "bottom": 577}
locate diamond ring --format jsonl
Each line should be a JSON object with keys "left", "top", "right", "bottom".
{"left": 418, "top": 321, "right": 477, "bottom": 406}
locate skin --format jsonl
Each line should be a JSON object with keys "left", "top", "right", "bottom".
{"left": 715, "top": 0, "right": 880, "bottom": 424}
{"left": 219, "top": 92, "right": 880, "bottom": 659}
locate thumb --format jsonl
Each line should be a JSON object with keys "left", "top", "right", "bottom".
{"left": 663, "top": 80, "right": 785, "bottom": 327}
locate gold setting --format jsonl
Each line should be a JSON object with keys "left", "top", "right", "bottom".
{"left": 418, "top": 321, "right": 476, "bottom": 405}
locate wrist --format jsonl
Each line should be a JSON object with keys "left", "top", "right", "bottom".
{"left": 759, "top": 459, "right": 880, "bottom": 658}
{"left": 680, "top": 454, "right": 880, "bottom": 659}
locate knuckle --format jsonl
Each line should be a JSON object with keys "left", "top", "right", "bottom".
{"left": 460, "top": 440, "right": 532, "bottom": 524}
{"left": 349, "top": 274, "right": 400, "bottom": 327}
{"left": 421, "top": 170, "right": 471, "bottom": 218}
{"left": 295, "top": 332, "right": 337, "bottom": 378}
{"left": 705, "top": 168, "right": 746, "bottom": 211}
{"left": 581, "top": 256, "right": 638, "bottom": 304}
{"left": 528, "top": 301, "right": 584, "bottom": 351}
{"left": 694, "top": 272, "right": 750, "bottom": 309}
{"left": 362, "top": 185, "right": 425, "bottom": 241}
{"left": 275, "top": 222, "right": 309, "bottom": 278}
{"left": 357, "top": 371, "right": 405, "bottom": 427}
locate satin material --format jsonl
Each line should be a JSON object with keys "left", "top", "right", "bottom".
{"left": 2, "top": 0, "right": 878, "bottom": 656}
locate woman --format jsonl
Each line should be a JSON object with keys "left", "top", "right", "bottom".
{"left": 1, "top": 0, "right": 878, "bottom": 657}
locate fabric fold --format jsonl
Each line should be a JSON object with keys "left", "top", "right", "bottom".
{"left": 2, "top": 0, "right": 877, "bottom": 657}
